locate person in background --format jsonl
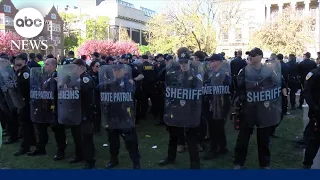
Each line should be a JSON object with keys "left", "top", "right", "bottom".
{"left": 36, "top": 53, "right": 44, "bottom": 67}
{"left": 316, "top": 52, "right": 320, "bottom": 67}
{"left": 287, "top": 54, "right": 299, "bottom": 110}
{"left": 92, "top": 52, "right": 100, "bottom": 61}
{"left": 220, "top": 52, "right": 226, "bottom": 60}
{"left": 60, "top": 51, "right": 74, "bottom": 65}
{"left": 88, "top": 60, "right": 101, "bottom": 135}
{"left": 27, "top": 53, "right": 41, "bottom": 68}
{"left": 297, "top": 52, "right": 317, "bottom": 109}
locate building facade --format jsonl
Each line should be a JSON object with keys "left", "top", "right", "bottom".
{"left": 76, "top": 0, "right": 154, "bottom": 45}
{"left": 0, "top": 0, "right": 64, "bottom": 56}
{"left": 216, "top": 0, "right": 320, "bottom": 58}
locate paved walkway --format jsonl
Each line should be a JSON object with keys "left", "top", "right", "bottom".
{"left": 302, "top": 104, "right": 320, "bottom": 169}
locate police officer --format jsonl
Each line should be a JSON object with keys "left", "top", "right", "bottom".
{"left": 158, "top": 48, "right": 202, "bottom": 169}
{"left": 140, "top": 55, "right": 158, "bottom": 121}
{"left": 271, "top": 54, "right": 289, "bottom": 138}
{"left": 27, "top": 58, "right": 67, "bottom": 161}
{"left": 88, "top": 60, "right": 101, "bottom": 134}
{"left": 230, "top": 50, "right": 247, "bottom": 101}
{"left": 1, "top": 54, "right": 19, "bottom": 145}
{"left": 203, "top": 54, "right": 230, "bottom": 159}
{"left": 12, "top": 53, "right": 36, "bottom": 156}
{"left": 298, "top": 52, "right": 317, "bottom": 109}
{"left": 27, "top": 53, "right": 41, "bottom": 68}
{"left": 302, "top": 65, "right": 320, "bottom": 169}
{"left": 67, "top": 59, "right": 96, "bottom": 169}
{"left": 103, "top": 65, "right": 141, "bottom": 169}
{"left": 119, "top": 54, "right": 144, "bottom": 123}
{"left": 61, "top": 51, "right": 75, "bottom": 65}
{"left": 287, "top": 54, "right": 299, "bottom": 110}
{"left": 233, "top": 48, "right": 285, "bottom": 169}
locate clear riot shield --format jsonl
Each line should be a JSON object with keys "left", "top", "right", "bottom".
{"left": 164, "top": 61, "right": 203, "bottom": 128}
{"left": 0, "top": 58, "right": 25, "bottom": 112}
{"left": 57, "top": 64, "right": 82, "bottom": 125}
{"left": 30, "top": 67, "right": 55, "bottom": 123}
{"left": 244, "top": 61, "right": 282, "bottom": 128}
{"left": 99, "top": 64, "right": 135, "bottom": 129}
{"left": 204, "top": 63, "right": 231, "bottom": 120}
{"left": 0, "top": 123, "right": 2, "bottom": 148}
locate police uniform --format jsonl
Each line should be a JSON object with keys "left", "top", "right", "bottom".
{"left": 140, "top": 60, "right": 158, "bottom": 120}
{"left": 28, "top": 71, "right": 67, "bottom": 161}
{"left": 105, "top": 65, "right": 140, "bottom": 169}
{"left": 302, "top": 67, "right": 320, "bottom": 168}
{"left": 203, "top": 55, "right": 230, "bottom": 159}
{"left": 287, "top": 58, "right": 299, "bottom": 109}
{"left": 69, "top": 72, "right": 96, "bottom": 169}
{"left": 298, "top": 55, "right": 317, "bottom": 108}
{"left": 233, "top": 53, "right": 283, "bottom": 168}
{"left": 88, "top": 70, "right": 101, "bottom": 134}
{"left": 158, "top": 53, "right": 201, "bottom": 169}
{"left": 14, "top": 65, "right": 37, "bottom": 156}
{"left": 61, "top": 58, "right": 75, "bottom": 65}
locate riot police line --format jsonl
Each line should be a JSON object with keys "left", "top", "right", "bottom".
{"left": 0, "top": 47, "right": 316, "bottom": 170}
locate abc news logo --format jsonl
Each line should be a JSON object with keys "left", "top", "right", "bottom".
{"left": 15, "top": 16, "right": 50, "bottom": 28}
{"left": 11, "top": 8, "right": 51, "bottom": 51}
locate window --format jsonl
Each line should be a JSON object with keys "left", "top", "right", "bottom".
{"left": 235, "top": 28, "right": 242, "bottom": 42}
{"left": 5, "top": 16, "right": 13, "bottom": 26}
{"left": 310, "top": 18, "right": 316, "bottom": 32}
{"left": 51, "top": 13, "right": 56, "bottom": 19}
{"left": 3, "top": 5, "right": 11, "bottom": 13}
{"left": 221, "top": 30, "right": 228, "bottom": 42}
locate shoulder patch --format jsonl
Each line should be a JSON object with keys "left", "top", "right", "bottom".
{"left": 306, "top": 72, "right": 313, "bottom": 80}
{"left": 83, "top": 77, "right": 90, "bottom": 83}
{"left": 196, "top": 74, "right": 203, "bottom": 81}
{"left": 23, "top": 72, "right": 29, "bottom": 79}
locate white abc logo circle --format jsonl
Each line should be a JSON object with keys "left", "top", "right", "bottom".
{"left": 13, "top": 8, "right": 44, "bottom": 38}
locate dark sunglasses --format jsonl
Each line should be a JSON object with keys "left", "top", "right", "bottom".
{"left": 94, "top": 65, "right": 100, "bottom": 68}
{"left": 14, "top": 64, "right": 23, "bottom": 67}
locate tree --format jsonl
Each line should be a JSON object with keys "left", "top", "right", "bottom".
{"left": 77, "top": 40, "right": 139, "bottom": 56}
{"left": 249, "top": 7, "right": 315, "bottom": 55}
{"left": 85, "top": 16, "right": 110, "bottom": 40}
{"left": 146, "top": 0, "right": 246, "bottom": 54}
{"left": 119, "top": 27, "right": 131, "bottom": 42}
{"left": 0, "top": 32, "right": 23, "bottom": 55}
{"left": 59, "top": 12, "right": 81, "bottom": 52}
{"left": 138, "top": 45, "right": 152, "bottom": 55}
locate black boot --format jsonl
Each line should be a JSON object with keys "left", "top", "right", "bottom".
{"left": 69, "top": 157, "right": 83, "bottom": 164}
{"left": 83, "top": 160, "right": 95, "bottom": 169}
{"left": 105, "top": 159, "right": 119, "bottom": 169}
{"left": 13, "top": 148, "right": 30, "bottom": 156}
{"left": 53, "top": 151, "right": 65, "bottom": 161}
{"left": 3, "top": 138, "right": 18, "bottom": 145}
{"left": 27, "top": 149, "right": 46, "bottom": 156}
{"left": 158, "top": 158, "right": 175, "bottom": 166}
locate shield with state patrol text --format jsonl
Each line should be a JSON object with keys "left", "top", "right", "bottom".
{"left": 164, "top": 61, "right": 203, "bottom": 128}
{"left": 203, "top": 63, "right": 231, "bottom": 120}
{"left": 57, "top": 64, "right": 82, "bottom": 125}
{"left": 30, "top": 67, "right": 55, "bottom": 123}
{"left": 0, "top": 58, "right": 25, "bottom": 112}
{"left": 99, "top": 64, "right": 135, "bottom": 129}
{"left": 244, "top": 61, "right": 282, "bottom": 128}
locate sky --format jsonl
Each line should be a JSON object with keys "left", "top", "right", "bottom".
{"left": 11, "top": 0, "right": 163, "bottom": 14}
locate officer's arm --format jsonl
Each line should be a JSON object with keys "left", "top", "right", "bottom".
{"left": 304, "top": 71, "right": 318, "bottom": 111}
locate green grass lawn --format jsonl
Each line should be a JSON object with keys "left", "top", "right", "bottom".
{"left": 0, "top": 109, "right": 304, "bottom": 169}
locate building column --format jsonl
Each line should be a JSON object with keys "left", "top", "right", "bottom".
{"left": 139, "top": 30, "right": 142, "bottom": 45}
{"left": 129, "top": 28, "right": 132, "bottom": 40}
{"left": 278, "top": 3, "right": 283, "bottom": 14}
{"left": 266, "top": 4, "right": 271, "bottom": 21}
{"left": 291, "top": 1, "right": 296, "bottom": 10}
{"left": 304, "top": 0, "right": 310, "bottom": 15}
